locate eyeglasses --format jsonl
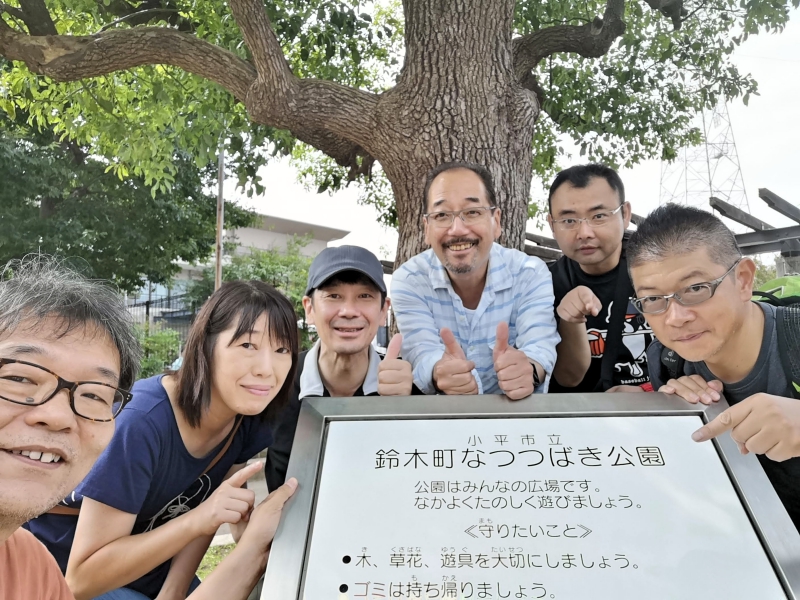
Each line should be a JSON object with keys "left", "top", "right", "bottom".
{"left": 551, "top": 204, "right": 625, "bottom": 231}
{"left": 424, "top": 206, "right": 497, "bottom": 228}
{"left": 0, "top": 358, "right": 131, "bottom": 422}
{"left": 632, "top": 259, "right": 742, "bottom": 315}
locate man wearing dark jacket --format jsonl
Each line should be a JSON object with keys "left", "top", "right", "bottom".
{"left": 265, "top": 245, "right": 418, "bottom": 491}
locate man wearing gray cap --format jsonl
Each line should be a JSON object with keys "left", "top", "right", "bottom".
{"left": 264, "top": 245, "right": 418, "bottom": 492}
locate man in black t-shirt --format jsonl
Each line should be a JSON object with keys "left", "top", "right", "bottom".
{"left": 546, "top": 164, "right": 654, "bottom": 392}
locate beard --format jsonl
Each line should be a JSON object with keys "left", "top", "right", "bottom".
{"left": 441, "top": 238, "right": 481, "bottom": 274}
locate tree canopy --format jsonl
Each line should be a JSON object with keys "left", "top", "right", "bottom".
{"left": 0, "top": 107, "right": 254, "bottom": 291}
{"left": 1, "top": 0, "right": 796, "bottom": 260}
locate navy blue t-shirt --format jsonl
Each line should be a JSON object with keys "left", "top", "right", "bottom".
{"left": 25, "top": 375, "right": 273, "bottom": 599}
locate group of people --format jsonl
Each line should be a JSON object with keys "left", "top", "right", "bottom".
{"left": 1, "top": 160, "right": 800, "bottom": 600}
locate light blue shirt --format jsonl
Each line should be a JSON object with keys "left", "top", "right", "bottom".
{"left": 391, "top": 243, "right": 560, "bottom": 394}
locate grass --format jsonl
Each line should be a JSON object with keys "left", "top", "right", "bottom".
{"left": 197, "top": 543, "right": 235, "bottom": 580}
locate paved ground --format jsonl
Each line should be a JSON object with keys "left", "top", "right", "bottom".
{"left": 211, "top": 454, "right": 269, "bottom": 547}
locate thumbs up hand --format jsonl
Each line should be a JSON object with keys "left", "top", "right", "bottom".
{"left": 378, "top": 334, "right": 414, "bottom": 396}
{"left": 493, "top": 322, "right": 536, "bottom": 400}
{"left": 432, "top": 328, "right": 478, "bottom": 395}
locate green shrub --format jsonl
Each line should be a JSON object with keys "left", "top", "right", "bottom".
{"left": 137, "top": 325, "right": 181, "bottom": 379}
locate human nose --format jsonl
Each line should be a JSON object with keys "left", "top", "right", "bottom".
{"left": 663, "top": 296, "right": 695, "bottom": 327}
{"left": 337, "top": 298, "right": 361, "bottom": 318}
{"left": 575, "top": 219, "right": 595, "bottom": 239}
{"left": 446, "top": 213, "right": 470, "bottom": 235}
{"left": 22, "top": 388, "right": 78, "bottom": 432}
{"left": 252, "top": 349, "right": 276, "bottom": 379}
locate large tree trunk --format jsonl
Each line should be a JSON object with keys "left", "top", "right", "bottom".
{"left": 376, "top": 0, "right": 540, "bottom": 269}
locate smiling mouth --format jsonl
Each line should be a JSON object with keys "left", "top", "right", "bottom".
{"left": 3, "top": 449, "right": 63, "bottom": 464}
{"left": 445, "top": 242, "right": 476, "bottom": 252}
{"left": 334, "top": 326, "right": 365, "bottom": 333}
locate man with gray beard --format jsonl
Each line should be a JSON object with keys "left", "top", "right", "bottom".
{"left": 391, "top": 162, "right": 559, "bottom": 398}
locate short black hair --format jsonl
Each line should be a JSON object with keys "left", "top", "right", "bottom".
{"left": 548, "top": 163, "right": 625, "bottom": 212}
{"left": 423, "top": 161, "right": 497, "bottom": 210}
{"left": 627, "top": 203, "right": 742, "bottom": 270}
{"left": 311, "top": 270, "right": 387, "bottom": 307}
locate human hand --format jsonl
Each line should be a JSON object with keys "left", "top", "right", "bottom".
{"left": 378, "top": 334, "right": 414, "bottom": 396}
{"left": 692, "top": 393, "right": 800, "bottom": 461}
{"left": 190, "top": 462, "right": 260, "bottom": 537}
{"left": 493, "top": 322, "right": 535, "bottom": 400}
{"left": 557, "top": 286, "right": 602, "bottom": 324}
{"left": 660, "top": 375, "right": 723, "bottom": 405}
{"left": 432, "top": 328, "right": 478, "bottom": 394}
{"left": 238, "top": 478, "right": 298, "bottom": 558}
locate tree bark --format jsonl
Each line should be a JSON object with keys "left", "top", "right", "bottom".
{"left": 375, "top": 0, "right": 538, "bottom": 268}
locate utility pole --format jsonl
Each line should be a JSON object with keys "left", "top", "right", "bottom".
{"left": 215, "top": 137, "right": 225, "bottom": 291}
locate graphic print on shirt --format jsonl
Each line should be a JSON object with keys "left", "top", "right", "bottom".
{"left": 586, "top": 300, "right": 654, "bottom": 385}
{"left": 141, "top": 474, "right": 213, "bottom": 533}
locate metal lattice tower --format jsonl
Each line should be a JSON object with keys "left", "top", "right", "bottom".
{"left": 660, "top": 102, "right": 750, "bottom": 216}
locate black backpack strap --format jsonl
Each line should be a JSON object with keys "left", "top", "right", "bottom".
{"left": 776, "top": 307, "right": 800, "bottom": 399}
{"left": 660, "top": 345, "right": 686, "bottom": 383}
{"left": 595, "top": 256, "right": 630, "bottom": 391}
{"left": 753, "top": 289, "right": 785, "bottom": 306}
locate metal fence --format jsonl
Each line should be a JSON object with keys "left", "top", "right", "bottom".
{"left": 127, "top": 293, "right": 198, "bottom": 342}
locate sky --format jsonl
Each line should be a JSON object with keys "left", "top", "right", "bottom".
{"left": 232, "top": 8, "right": 800, "bottom": 260}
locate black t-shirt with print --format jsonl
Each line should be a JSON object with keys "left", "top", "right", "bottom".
{"left": 549, "top": 255, "right": 653, "bottom": 392}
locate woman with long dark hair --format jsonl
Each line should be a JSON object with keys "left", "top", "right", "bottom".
{"left": 26, "top": 280, "right": 300, "bottom": 600}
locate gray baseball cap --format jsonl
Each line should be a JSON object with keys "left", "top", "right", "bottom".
{"left": 305, "top": 245, "right": 386, "bottom": 296}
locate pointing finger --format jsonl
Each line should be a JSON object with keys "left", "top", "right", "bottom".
{"left": 691, "top": 401, "right": 753, "bottom": 442}
{"left": 578, "top": 287, "right": 601, "bottom": 316}
{"left": 226, "top": 461, "right": 263, "bottom": 488}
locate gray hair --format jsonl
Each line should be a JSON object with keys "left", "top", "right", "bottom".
{"left": 0, "top": 255, "right": 142, "bottom": 390}
{"left": 627, "top": 204, "right": 742, "bottom": 270}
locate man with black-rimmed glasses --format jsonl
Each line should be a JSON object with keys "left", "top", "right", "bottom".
{"left": 0, "top": 256, "right": 142, "bottom": 600}
{"left": 391, "top": 161, "right": 559, "bottom": 398}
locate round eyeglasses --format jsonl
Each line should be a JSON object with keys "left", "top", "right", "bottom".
{"left": 0, "top": 358, "right": 131, "bottom": 422}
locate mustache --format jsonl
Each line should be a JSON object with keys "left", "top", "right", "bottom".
{"left": 443, "top": 237, "right": 480, "bottom": 248}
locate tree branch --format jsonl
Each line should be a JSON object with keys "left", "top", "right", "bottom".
{"left": 0, "top": 22, "right": 257, "bottom": 101}
{"left": 99, "top": 8, "right": 181, "bottom": 32}
{"left": 0, "top": 3, "right": 26, "bottom": 23}
{"left": 18, "top": 0, "right": 56, "bottom": 35}
{"left": 643, "top": 0, "right": 688, "bottom": 30}
{"left": 1, "top": 0, "right": 381, "bottom": 180}
{"left": 512, "top": 0, "right": 626, "bottom": 79}
{"left": 227, "top": 0, "right": 381, "bottom": 169}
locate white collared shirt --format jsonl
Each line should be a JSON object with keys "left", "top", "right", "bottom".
{"left": 298, "top": 340, "right": 382, "bottom": 399}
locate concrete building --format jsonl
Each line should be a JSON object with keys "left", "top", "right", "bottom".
{"left": 129, "top": 214, "right": 349, "bottom": 302}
